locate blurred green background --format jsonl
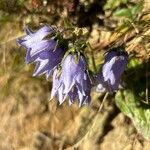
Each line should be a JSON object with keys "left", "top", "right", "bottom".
{"left": 0, "top": 0, "right": 149, "bottom": 149}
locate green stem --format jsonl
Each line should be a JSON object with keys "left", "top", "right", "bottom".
{"left": 87, "top": 42, "right": 97, "bottom": 73}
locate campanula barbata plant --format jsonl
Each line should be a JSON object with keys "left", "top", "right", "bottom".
{"left": 17, "top": 24, "right": 128, "bottom": 106}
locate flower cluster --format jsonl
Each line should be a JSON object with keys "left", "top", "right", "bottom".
{"left": 17, "top": 25, "right": 128, "bottom": 106}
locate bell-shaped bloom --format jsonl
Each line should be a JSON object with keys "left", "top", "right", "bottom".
{"left": 17, "top": 25, "right": 65, "bottom": 78}
{"left": 51, "top": 54, "right": 91, "bottom": 106}
{"left": 97, "top": 47, "right": 128, "bottom": 93}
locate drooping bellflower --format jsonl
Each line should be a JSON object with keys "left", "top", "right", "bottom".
{"left": 97, "top": 47, "right": 128, "bottom": 93}
{"left": 17, "top": 25, "right": 65, "bottom": 78}
{"left": 51, "top": 54, "right": 91, "bottom": 106}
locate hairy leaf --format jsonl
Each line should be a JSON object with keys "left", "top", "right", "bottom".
{"left": 115, "top": 90, "right": 150, "bottom": 140}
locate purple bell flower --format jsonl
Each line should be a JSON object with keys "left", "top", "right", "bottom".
{"left": 97, "top": 47, "right": 128, "bottom": 93}
{"left": 51, "top": 54, "right": 91, "bottom": 106}
{"left": 17, "top": 25, "right": 65, "bottom": 78}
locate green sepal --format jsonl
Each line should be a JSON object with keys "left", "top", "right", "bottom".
{"left": 73, "top": 51, "right": 80, "bottom": 64}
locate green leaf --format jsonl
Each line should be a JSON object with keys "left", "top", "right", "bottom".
{"left": 113, "top": 8, "right": 133, "bottom": 19}
{"left": 63, "top": 18, "right": 74, "bottom": 28}
{"left": 122, "top": 0, "right": 128, "bottom": 3}
{"left": 104, "top": 0, "right": 119, "bottom": 9}
{"left": 104, "top": 0, "right": 128, "bottom": 10}
{"left": 115, "top": 90, "right": 150, "bottom": 140}
{"left": 0, "top": 13, "right": 11, "bottom": 23}
{"left": 18, "top": 0, "right": 26, "bottom": 5}
{"left": 131, "top": 1, "right": 144, "bottom": 17}
{"left": 127, "top": 57, "right": 141, "bottom": 69}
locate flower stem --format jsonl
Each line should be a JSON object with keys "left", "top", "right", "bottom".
{"left": 98, "top": 92, "right": 109, "bottom": 112}
{"left": 87, "top": 42, "right": 97, "bottom": 73}
{"left": 66, "top": 92, "right": 109, "bottom": 149}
